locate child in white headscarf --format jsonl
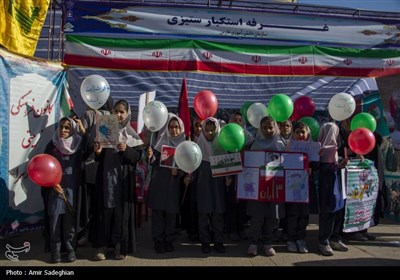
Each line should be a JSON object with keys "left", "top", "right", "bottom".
{"left": 42, "top": 117, "right": 88, "bottom": 263}
{"left": 247, "top": 116, "right": 285, "bottom": 257}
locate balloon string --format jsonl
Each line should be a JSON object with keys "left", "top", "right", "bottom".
{"left": 60, "top": 191, "right": 76, "bottom": 217}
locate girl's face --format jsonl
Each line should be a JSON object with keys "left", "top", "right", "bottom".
{"left": 294, "top": 127, "right": 309, "bottom": 141}
{"left": 193, "top": 119, "right": 203, "bottom": 137}
{"left": 59, "top": 119, "right": 72, "bottom": 139}
{"left": 279, "top": 121, "right": 292, "bottom": 137}
{"left": 168, "top": 120, "right": 181, "bottom": 138}
{"left": 204, "top": 122, "right": 217, "bottom": 141}
{"left": 260, "top": 120, "right": 276, "bottom": 139}
{"left": 113, "top": 103, "right": 128, "bottom": 124}
{"left": 231, "top": 114, "right": 244, "bottom": 127}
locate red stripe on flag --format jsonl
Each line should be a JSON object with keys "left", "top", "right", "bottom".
{"left": 62, "top": 54, "right": 400, "bottom": 77}
{"left": 178, "top": 78, "right": 191, "bottom": 140}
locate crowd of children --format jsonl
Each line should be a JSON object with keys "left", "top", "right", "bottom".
{"left": 41, "top": 102, "right": 385, "bottom": 263}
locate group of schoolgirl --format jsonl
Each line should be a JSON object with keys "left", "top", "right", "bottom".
{"left": 42, "top": 98, "right": 144, "bottom": 263}
{"left": 42, "top": 97, "right": 349, "bottom": 262}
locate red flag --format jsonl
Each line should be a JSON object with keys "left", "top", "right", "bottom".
{"left": 178, "top": 78, "right": 191, "bottom": 140}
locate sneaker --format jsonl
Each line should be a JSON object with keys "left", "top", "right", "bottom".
{"left": 287, "top": 241, "right": 298, "bottom": 252}
{"left": 214, "top": 243, "right": 226, "bottom": 254}
{"left": 247, "top": 244, "right": 258, "bottom": 256}
{"left": 229, "top": 232, "right": 241, "bottom": 242}
{"left": 94, "top": 247, "right": 106, "bottom": 261}
{"left": 319, "top": 244, "right": 334, "bottom": 256}
{"left": 66, "top": 250, "right": 77, "bottom": 262}
{"left": 201, "top": 243, "right": 211, "bottom": 254}
{"left": 50, "top": 251, "right": 61, "bottom": 263}
{"left": 348, "top": 233, "right": 368, "bottom": 241}
{"left": 296, "top": 240, "right": 308, "bottom": 253}
{"left": 114, "top": 243, "right": 126, "bottom": 260}
{"left": 263, "top": 245, "right": 276, "bottom": 256}
{"left": 362, "top": 232, "right": 376, "bottom": 241}
{"left": 330, "top": 240, "right": 349, "bottom": 252}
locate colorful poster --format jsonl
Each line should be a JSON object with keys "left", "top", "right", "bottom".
{"left": 343, "top": 160, "right": 379, "bottom": 232}
{"left": 385, "top": 174, "right": 400, "bottom": 222}
{"left": 285, "top": 170, "right": 309, "bottom": 203}
{"left": 0, "top": 48, "right": 65, "bottom": 237}
{"left": 237, "top": 168, "right": 259, "bottom": 200}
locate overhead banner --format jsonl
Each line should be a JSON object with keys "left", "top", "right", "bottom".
{"left": 62, "top": 2, "right": 400, "bottom": 77}
{"left": 0, "top": 0, "right": 50, "bottom": 56}
{"left": 0, "top": 48, "right": 65, "bottom": 237}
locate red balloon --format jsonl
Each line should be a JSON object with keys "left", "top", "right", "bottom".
{"left": 348, "top": 128, "right": 376, "bottom": 155}
{"left": 27, "top": 154, "right": 62, "bottom": 187}
{"left": 193, "top": 90, "right": 218, "bottom": 120}
{"left": 291, "top": 96, "right": 316, "bottom": 121}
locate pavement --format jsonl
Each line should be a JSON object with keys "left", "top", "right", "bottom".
{"left": 0, "top": 214, "right": 399, "bottom": 270}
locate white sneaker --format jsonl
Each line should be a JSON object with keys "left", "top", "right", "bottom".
{"left": 296, "top": 240, "right": 308, "bottom": 253}
{"left": 330, "top": 240, "right": 349, "bottom": 252}
{"left": 319, "top": 244, "right": 334, "bottom": 256}
{"left": 94, "top": 247, "right": 106, "bottom": 261}
{"left": 263, "top": 245, "right": 276, "bottom": 256}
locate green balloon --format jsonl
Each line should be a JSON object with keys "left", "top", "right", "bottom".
{"left": 350, "top": 112, "right": 377, "bottom": 132}
{"left": 240, "top": 101, "right": 253, "bottom": 123}
{"left": 218, "top": 123, "right": 245, "bottom": 152}
{"left": 268, "top": 94, "right": 294, "bottom": 122}
{"left": 299, "top": 117, "right": 320, "bottom": 141}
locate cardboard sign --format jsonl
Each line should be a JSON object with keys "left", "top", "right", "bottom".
{"left": 160, "top": 145, "right": 177, "bottom": 168}
{"left": 96, "top": 114, "right": 119, "bottom": 148}
{"left": 209, "top": 153, "right": 243, "bottom": 177}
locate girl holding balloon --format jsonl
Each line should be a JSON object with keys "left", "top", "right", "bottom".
{"left": 91, "top": 100, "right": 142, "bottom": 261}
{"left": 146, "top": 113, "right": 186, "bottom": 254}
{"left": 192, "top": 117, "right": 227, "bottom": 254}
{"left": 42, "top": 116, "right": 89, "bottom": 263}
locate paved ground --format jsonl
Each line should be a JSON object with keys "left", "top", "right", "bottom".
{"left": 0, "top": 214, "right": 398, "bottom": 270}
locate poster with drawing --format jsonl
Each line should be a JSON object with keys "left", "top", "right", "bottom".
{"left": 285, "top": 170, "right": 309, "bottom": 203}
{"left": 237, "top": 150, "right": 308, "bottom": 203}
{"left": 96, "top": 114, "right": 119, "bottom": 148}
{"left": 237, "top": 168, "right": 259, "bottom": 200}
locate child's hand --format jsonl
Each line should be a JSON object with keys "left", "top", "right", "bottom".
{"left": 171, "top": 168, "right": 178, "bottom": 176}
{"left": 338, "top": 158, "right": 349, "bottom": 169}
{"left": 53, "top": 184, "right": 63, "bottom": 194}
{"left": 94, "top": 142, "right": 102, "bottom": 155}
{"left": 225, "top": 176, "right": 233, "bottom": 186}
{"left": 147, "top": 147, "right": 153, "bottom": 159}
{"left": 183, "top": 175, "right": 191, "bottom": 186}
{"left": 117, "top": 143, "right": 127, "bottom": 152}
{"left": 74, "top": 118, "right": 85, "bottom": 135}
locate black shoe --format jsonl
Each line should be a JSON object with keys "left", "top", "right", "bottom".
{"left": 154, "top": 240, "right": 165, "bottom": 254}
{"left": 214, "top": 243, "right": 226, "bottom": 254}
{"left": 51, "top": 252, "right": 61, "bottom": 263}
{"left": 201, "top": 243, "right": 211, "bottom": 254}
{"left": 66, "top": 250, "right": 77, "bottom": 262}
{"left": 165, "top": 242, "right": 175, "bottom": 252}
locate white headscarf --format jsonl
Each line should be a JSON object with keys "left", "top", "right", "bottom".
{"left": 154, "top": 113, "right": 185, "bottom": 152}
{"left": 114, "top": 100, "right": 143, "bottom": 148}
{"left": 251, "top": 117, "right": 285, "bottom": 151}
{"left": 196, "top": 117, "right": 224, "bottom": 162}
{"left": 52, "top": 117, "right": 82, "bottom": 155}
{"left": 318, "top": 122, "right": 339, "bottom": 163}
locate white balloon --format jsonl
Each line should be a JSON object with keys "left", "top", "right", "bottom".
{"left": 328, "top": 93, "right": 356, "bottom": 121}
{"left": 174, "top": 141, "right": 202, "bottom": 173}
{"left": 143, "top": 101, "right": 168, "bottom": 132}
{"left": 247, "top": 103, "right": 269, "bottom": 128}
{"left": 80, "top": 75, "right": 110, "bottom": 110}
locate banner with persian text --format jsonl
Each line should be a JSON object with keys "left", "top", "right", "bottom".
{"left": 0, "top": 48, "right": 66, "bottom": 237}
